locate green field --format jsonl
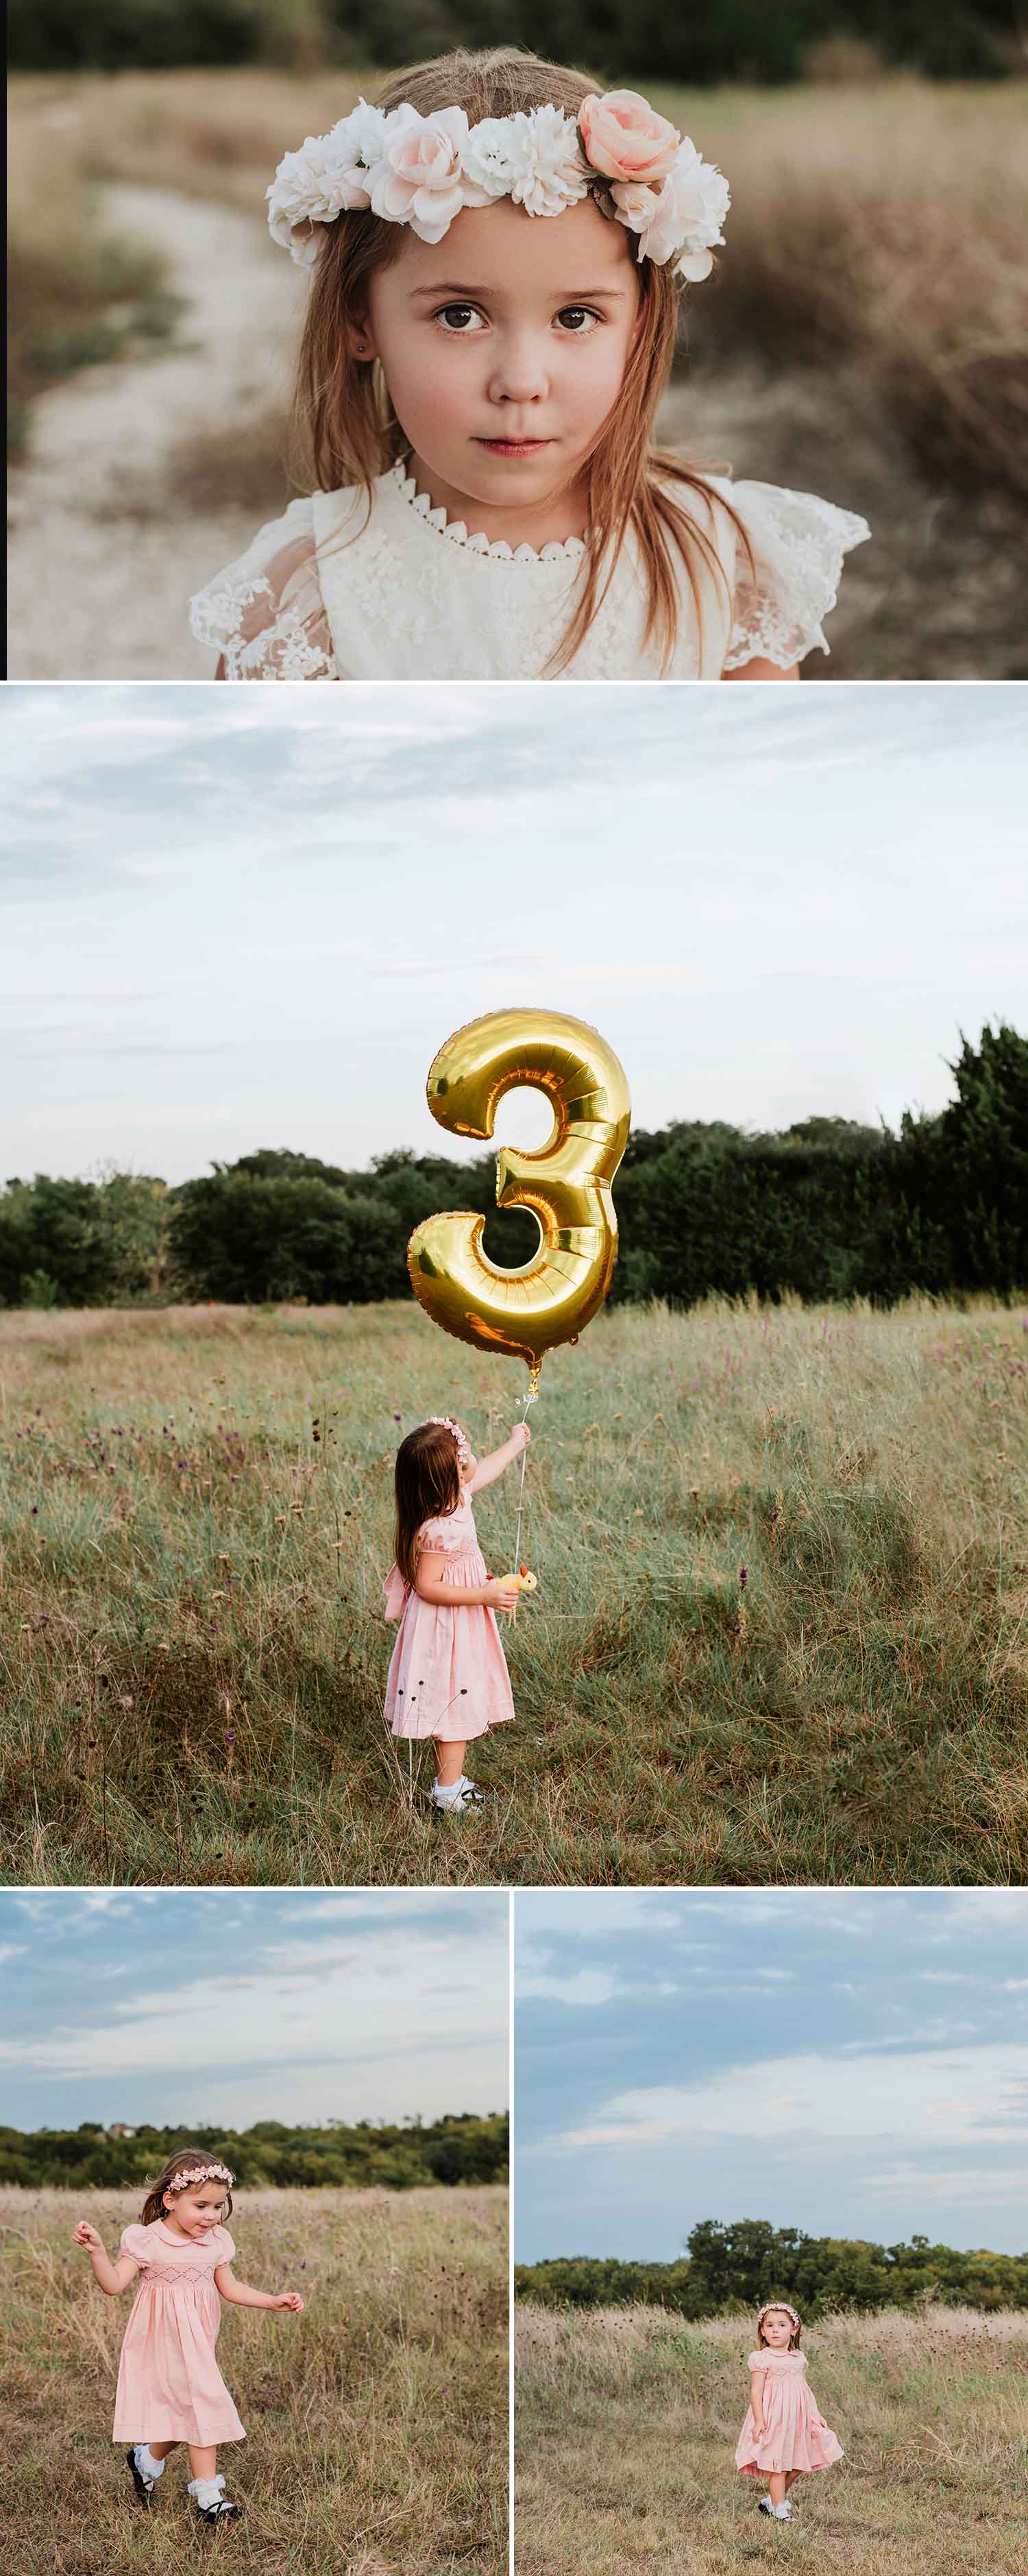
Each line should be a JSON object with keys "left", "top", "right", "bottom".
{"left": 2, "top": 1293, "right": 1026, "bottom": 1886}
{"left": 515, "top": 2301, "right": 1028, "bottom": 2575}
{"left": 1, "top": 2183, "right": 506, "bottom": 2576}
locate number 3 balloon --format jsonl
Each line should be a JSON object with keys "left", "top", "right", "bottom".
{"left": 406, "top": 1008, "right": 631, "bottom": 1380}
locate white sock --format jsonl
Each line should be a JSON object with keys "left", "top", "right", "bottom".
{"left": 188, "top": 2474, "right": 225, "bottom": 2507}
{"left": 773, "top": 2499, "right": 791, "bottom": 2517}
{"left": 136, "top": 2444, "right": 164, "bottom": 2484}
{"left": 433, "top": 1773, "right": 469, "bottom": 1803}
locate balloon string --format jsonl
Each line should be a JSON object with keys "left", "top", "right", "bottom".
{"left": 512, "top": 1366, "right": 540, "bottom": 1576}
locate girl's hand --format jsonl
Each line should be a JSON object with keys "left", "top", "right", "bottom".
{"left": 485, "top": 1576, "right": 521, "bottom": 1613}
{"left": 273, "top": 2290, "right": 304, "bottom": 2312}
{"left": 73, "top": 2220, "right": 103, "bottom": 2250}
{"left": 752, "top": 2418, "right": 765, "bottom": 2440}
{"left": 511, "top": 1424, "right": 530, "bottom": 1453}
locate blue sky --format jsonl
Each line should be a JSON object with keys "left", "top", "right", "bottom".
{"left": 3, "top": 682, "right": 1025, "bottom": 1183}
{"left": 0, "top": 1889, "right": 507, "bottom": 2130}
{"left": 513, "top": 1890, "right": 1028, "bottom": 2262}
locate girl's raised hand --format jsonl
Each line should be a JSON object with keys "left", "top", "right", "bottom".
{"left": 273, "top": 2290, "right": 304, "bottom": 2312}
{"left": 73, "top": 2220, "right": 102, "bottom": 2249}
{"left": 511, "top": 1423, "right": 530, "bottom": 1453}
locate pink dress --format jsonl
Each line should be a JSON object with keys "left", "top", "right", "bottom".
{"left": 735, "top": 2349, "right": 842, "bottom": 2477}
{"left": 382, "top": 1488, "right": 515, "bottom": 1742}
{"left": 112, "top": 2220, "right": 245, "bottom": 2447}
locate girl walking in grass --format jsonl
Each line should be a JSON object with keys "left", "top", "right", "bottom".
{"left": 383, "top": 1413, "right": 528, "bottom": 1812}
{"left": 190, "top": 45, "right": 868, "bottom": 684}
{"left": 73, "top": 2150, "right": 303, "bottom": 2527}
{"left": 735, "top": 2302, "right": 843, "bottom": 2519}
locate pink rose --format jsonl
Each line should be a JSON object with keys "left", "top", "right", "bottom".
{"left": 578, "top": 90, "right": 681, "bottom": 188}
{"left": 368, "top": 105, "right": 489, "bottom": 246}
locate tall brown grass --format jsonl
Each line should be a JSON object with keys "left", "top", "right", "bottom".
{"left": 515, "top": 2300, "right": 1028, "bottom": 2574}
{"left": 1, "top": 2184, "right": 507, "bottom": 2576}
{"left": 1, "top": 1293, "right": 1026, "bottom": 1887}
{"left": 8, "top": 68, "right": 1027, "bottom": 501}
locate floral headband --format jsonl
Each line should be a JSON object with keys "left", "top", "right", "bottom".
{"left": 425, "top": 1415, "right": 474, "bottom": 1472}
{"left": 267, "top": 88, "right": 729, "bottom": 282}
{"left": 167, "top": 2162, "right": 232, "bottom": 2193}
{"left": 757, "top": 2301, "right": 800, "bottom": 2329}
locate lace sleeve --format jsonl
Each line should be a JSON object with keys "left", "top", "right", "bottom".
{"left": 188, "top": 498, "right": 339, "bottom": 680}
{"left": 718, "top": 478, "right": 870, "bottom": 671}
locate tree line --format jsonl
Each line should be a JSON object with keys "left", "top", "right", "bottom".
{"left": 0, "top": 2112, "right": 508, "bottom": 2192}
{"left": 515, "top": 2217, "right": 1028, "bottom": 2316}
{"left": 2, "top": 1023, "right": 1025, "bottom": 1313}
{"left": 10, "top": 0, "right": 1015, "bottom": 82}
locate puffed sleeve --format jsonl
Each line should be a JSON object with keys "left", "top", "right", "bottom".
{"left": 188, "top": 498, "right": 340, "bottom": 680}
{"left": 119, "top": 2224, "right": 147, "bottom": 2271}
{"left": 417, "top": 1515, "right": 463, "bottom": 1555}
{"left": 717, "top": 478, "right": 870, "bottom": 671}
{"left": 214, "top": 2227, "right": 235, "bottom": 2263}
{"left": 748, "top": 2351, "right": 766, "bottom": 2370}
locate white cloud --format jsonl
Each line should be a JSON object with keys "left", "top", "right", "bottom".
{"left": 543, "top": 2044, "right": 1028, "bottom": 2158}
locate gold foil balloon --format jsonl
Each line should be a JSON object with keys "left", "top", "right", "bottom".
{"left": 406, "top": 1008, "right": 631, "bottom": 1378}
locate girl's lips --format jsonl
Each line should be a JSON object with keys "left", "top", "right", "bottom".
{"left": 474, "top": 438, "right": 552, "bottom": 456}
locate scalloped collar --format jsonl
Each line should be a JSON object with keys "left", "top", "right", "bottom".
{"left": 384, "top": 459, "right": 587, "bottom": 567}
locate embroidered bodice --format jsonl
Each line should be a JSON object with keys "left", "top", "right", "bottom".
{"left": 189, "top": 458, "right": 868, "bottom": 682}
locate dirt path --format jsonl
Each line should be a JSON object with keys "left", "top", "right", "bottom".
{"left": 8, "top": 184, "right": 304, "bottom": 680}
{"left": 8, "top": 181, "right": 1023, "bottom": 680}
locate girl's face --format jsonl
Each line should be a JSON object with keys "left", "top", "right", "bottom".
{"left": 360, "top": 195, "right": 642, "bottom": 526}
{"left": 761, "top": 2309, "right": 795, "bottom": 2350}
{"left": 162, "top": 2181, "right": 228, "bottom": 2237}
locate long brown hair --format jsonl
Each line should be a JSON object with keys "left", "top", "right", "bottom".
{"left": 140, "top": 2148, "right": 234, "bottom": 2229}
{"left": 394, "top": 1421, "right": 462, "bottom": 1589}
{"left": 291, "top": 47, "right": 749, "bottom": 674}
{"left": 757, "top": 2303, "right": 802, "bottom": 2351}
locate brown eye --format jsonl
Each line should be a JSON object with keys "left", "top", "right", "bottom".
{"left": 437, "top": 304, "right": 485, "bottom": 333}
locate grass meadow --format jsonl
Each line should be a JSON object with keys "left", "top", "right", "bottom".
{"left": 1, "top": 2183, "right": 507, "bottom": 2576}
{"left": 514, "top": 2301, "right": 1028, "bottom": 2575}
{"left": 2, "top": 1293, "right": 1027, "bottom": 1887}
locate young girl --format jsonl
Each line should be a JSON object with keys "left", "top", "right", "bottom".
{"left": 383, "top": 1411, "right": 528, "bottom": 1811}
{"left": 188, "top": 47, "right": 868, "bottom": 684}
{"left": 73, "top": 2150, "right": 304, "bottom": 2526}
{"left": 735, "top": 2301, "right": 843, "bottom": 2519}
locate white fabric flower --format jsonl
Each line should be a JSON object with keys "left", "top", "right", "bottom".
{"left": 267, "top": 136, "right": 347, "bottom": 264}
{"left": 463, "top": 105, "right": 588, "bottom": 219}
{"left": 366, "top": 105, "right": 491, "bottom": 245}
{"left": 461, "top": 114, "right": 530, "bottom": 200}
{"left": 513, "top": 104, "right": 590, "bottom": 218}
{"left": 611, "top": 136, "right": 729, "bottom": 275}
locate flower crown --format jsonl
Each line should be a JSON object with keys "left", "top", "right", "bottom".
{"left": 425, "top": 1414, "right": 474, "bottom": 1472}
{"left": 758, "top": 2300, "right": 800, "bottom": 2330}
{"left": 267, "top": 88, "right": 729, "bottom": 283}
{"left": 167, "top": 2162, "right": 232, "bottom": 2193}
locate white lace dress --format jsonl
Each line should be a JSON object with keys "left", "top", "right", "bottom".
{"left": 188, "top": 459, "right": 869, "bottom": 682}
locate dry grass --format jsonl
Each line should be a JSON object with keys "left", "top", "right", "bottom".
{"left": 1, "top": 1293, "right": 1027, "bottom": 1887}
{"left": 9, "top": 67, "right": 1027, "bottom": 504}
{"left": 515, "top": 2301, "right": 1028, "bottom": 2573}
{"left": 0, "top": 2183, "right": 507, "bottom": 2576}
{"left": 7, "top": 113, "right": 181, "bottom": 454}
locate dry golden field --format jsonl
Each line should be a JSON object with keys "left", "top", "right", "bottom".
{"left": 1, "top": 2183, "right": 508, "bottom": 2576}
{"left": 2, "top": 1294, "right": 1027, "bottom": 1887}
{"left": 515, "top": 2301, "right": 1028, "bottom": 2575}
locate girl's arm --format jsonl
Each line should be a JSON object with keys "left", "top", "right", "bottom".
{"left": 415, "top": 1548, "right": 519, "bottom": 1611}
{"left": 72, "top": 2220, "right": 137, "bottom": 2294}
{"left": 215, "top": 2264, "right": 303, "bottom": 2313}
{"left": 749, "top": 2365, "right": 768, "bottom": 2433}
{"left": 467, "top": 1427, "right": 528, "bottom": 1495}
{"left": 723, "top": 656, "right": 799, "bottom": 684}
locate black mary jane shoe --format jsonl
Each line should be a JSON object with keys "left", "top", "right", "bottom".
{"left": 195, "top": 2496, "right": 244, "bottom": 2525}
{"left": 125, "top": 2447, "right": 154, "bottom": 2507}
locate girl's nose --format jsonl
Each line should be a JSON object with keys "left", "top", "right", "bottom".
{"left": 487, "top": 337, "right": 548, "bottom": 406}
